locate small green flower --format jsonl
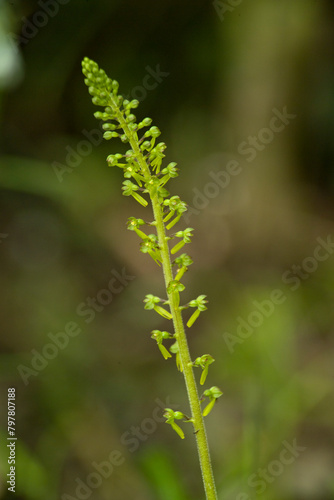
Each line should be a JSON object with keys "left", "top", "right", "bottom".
{"left": 193, "top": 354, "right": 215, "bottom": 385}
{"left": 171, "top": 228, "right": 194, "bottom": 255}
{"left": 151, "top": 330, "right": 173, "bottom": 360}
{"left": 103, "top": 130, "right": 120, "bottom": 140}
{"left": 167, "top": 280, "right": 185, "bottom": 294}
{"left": 186, "top": 295, "right": 208, "bottom": 328}
{"left": 142, "top": 126, "right": 161, "bottom": 152}
{"left": 93, "top": 111, "right": 110, "bottom": 121}
{"left": 176, "top": 228, "right": 193, "bottom": 243}
{"left": 202, "top": 387, "right": 223, "bottom": 417}
{"left": 140, "top": 234, "right": 158, "bottom": 253}
{"left": 126, "top": 217, "right": 146, "bottom": 239}
{"left": 140, "top": 140, "right": 151, "bottom": 151}
{"left": 163, "top": 196, "right": 188, "bottom": 229}
{"left": 121, "top": 179, "right": 138, "bottom": 195}
{"left": 174, "top": 253, "right": 193, "bottom": 268}
{"left": 123, "top": 99, "right": 139, "bottom": 110}
{"left": 122, "top": 180, "right": 148, "bottom": 207}
{"left": 106, "top": 153, "right": 124, "bottom": 167}
{"left": 173, "top": 253, "right": 193, "bottom": 280}
{"left": 167, "top": 280, "right": 185, "bottom": 308}
{"left": 151, "top": 329, "right": 173, "bottom": 342}
{"left": 143, "top": 295, "right": 172, "bottom": 320}
{"left": 189, "top": 295, "right": 208, "bottom": 311}
{"left": 123, "top": 164, "right": 145, "bottom": 186}
{"left": 163, "top": 408, "right": 187, "bottom": 439}
{"left": 137, "top": 117, "right": 152, "bottom": 129}
{"left": 144, "top": 126, "right": 161, "bottom": 139}
{"left": 126, "top": 113, "right": 136, "bottom": 123}
{"left": 149, "top": 142, "right": 167, "bottom": 173}
{"left": 120, "top": 133, "right": 129, "bottom": 143}
{"left": 144, "top": 294, "right": 160, "bottom": 310}
{"left": 144, "top": 176, "right": 162, "bottom": 198}
{"left": 139, "top": 234, "right": 162, "bottom": 265}
{"left": 161, "top": 162, "right": 178, "bottom": 179}
{"left": 103, "top": 123, "right": 118, "bottom": 131}
{"left": 127, "top": 217, "right": 145, "bottom": 229}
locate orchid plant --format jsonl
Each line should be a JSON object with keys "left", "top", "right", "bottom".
{"left": 81, "top": 57, "right": 222, "bottom": 500}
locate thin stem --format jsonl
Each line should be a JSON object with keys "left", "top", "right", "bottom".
{"left": 111, "top": 98, "right": 218, "bottom": 500}
{"left": 152, "top": 199, "right": 218, "bottom": 500}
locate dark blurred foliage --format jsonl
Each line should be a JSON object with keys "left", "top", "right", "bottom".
{"left": 0, "top": 1, "right": 334, "bottom": 499}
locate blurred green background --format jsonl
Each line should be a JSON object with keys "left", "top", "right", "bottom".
{"left": 0, "top": 1, "right": 334, "bottom": 499}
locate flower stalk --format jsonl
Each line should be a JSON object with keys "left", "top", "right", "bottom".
{"left": 82, "top": 57, "right": 221, "bottom": 500}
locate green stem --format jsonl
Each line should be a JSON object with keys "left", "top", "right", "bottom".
{"left": 110, "top": 97, "right": 218, "bottom": 500}
{"left": 151, "top": 198, "right": 218, "bottom": 500}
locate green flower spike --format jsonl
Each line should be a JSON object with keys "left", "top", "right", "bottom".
{"left": 202, "top": 387, "right": 223, "bottom": 417}
{"left": 151, "top": 330, "right": 173, "bottom": 359}
{"left": 143, "top": 294, "right": 172, "bottom": 320}
{"left": 186, "top": 295, "right": 208, "bottom": 328}
{"left": 163, "top": 409, "right": 187, "bottom": 439}
{"left": 169, "top": 340, "right": 182, "bottom": 372}
{"left": 171, "top": 228, "right": 194, "bottom": 255}
{"left": 193, "top": 354, "right": 215, "bottom": 385}
{"left": 82, "top": 58, "right": 220, "bottom": 499}
{"left": 173, "top": 253, "right": 193, "bottom": 281}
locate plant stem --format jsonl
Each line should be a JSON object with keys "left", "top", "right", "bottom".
{"left": 111, "top": 99, "right": 218, "bottom": 500}
{"left": 152, "top": 198, "right": 218, "bottom": 500}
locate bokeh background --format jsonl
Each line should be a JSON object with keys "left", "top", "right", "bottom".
{"left": 0, "top": 1, "right": 334, "bottom": 499}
